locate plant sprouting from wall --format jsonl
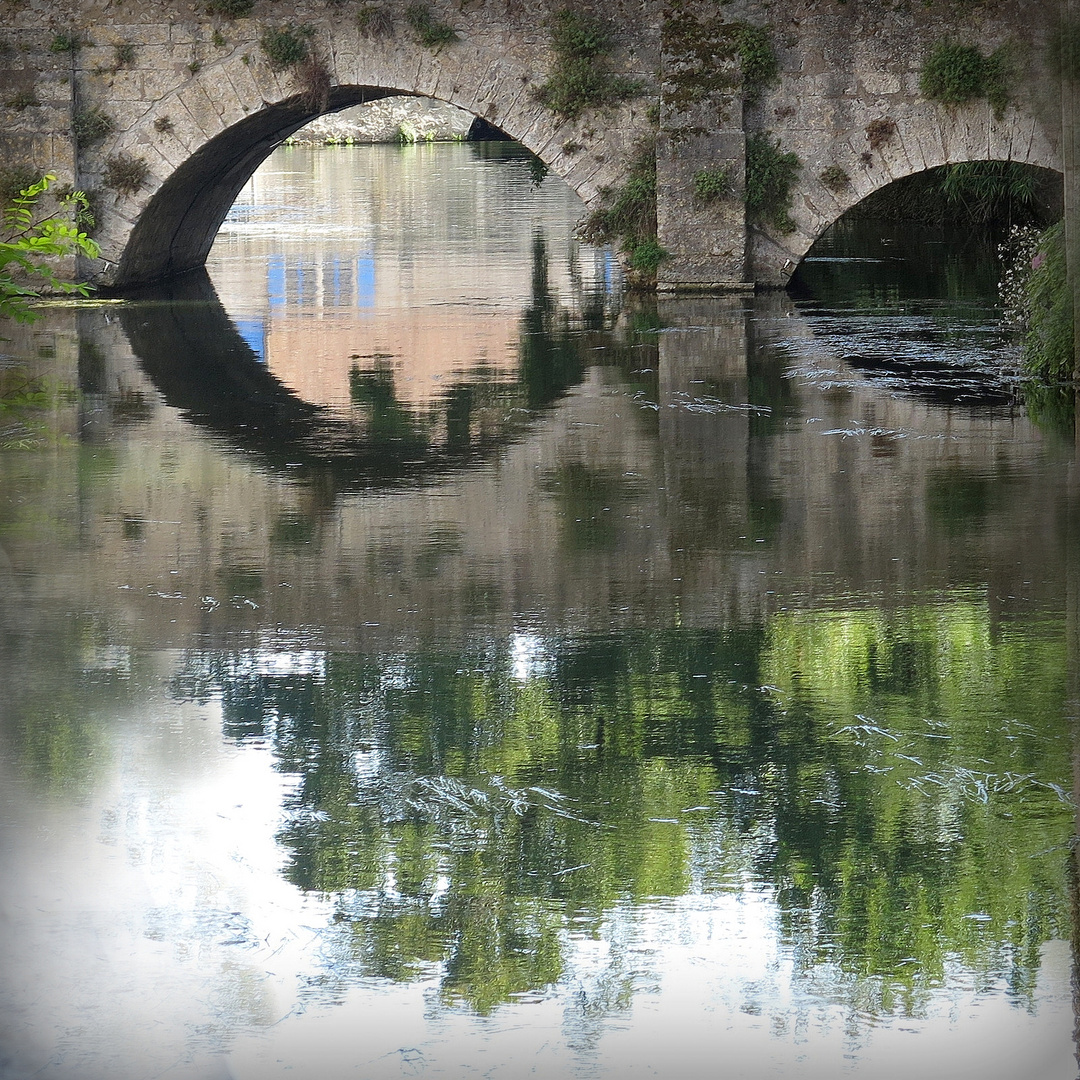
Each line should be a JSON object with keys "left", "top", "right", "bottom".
{"left": 260, "top": 23, "right": 315, "bottom": 71}
{"left": 865, "top": 117, "right": 896, "bottom": 151}
{"left": 919, "top": 41, "right": 1010, "bottom": 119}
{"left": 692, "top": 165, "right": 732, "bottom": 203}
{"left": 1021, "top": 222, "right": 1073, "bottom": 381}
{"left": 405, "top": 5, "right": 458, "bottom": 49}
{"left": 49, "top": 32, "right": 81, "bottom": 53}
{"left": 6, "top": 89, "right": 39, "bottom": 110}
{"left": 73, "top": 107, "right": 115, "bottom": 150}
{"left": 206, "top": 0, "right": 255, "bottom": 17}
{"left": 819, "top": 165, "right": 850, "bottom": 192}
{"left": 728, "top": 22, "right": 779, "bottom": 103}
{"left": 113, "top": 41, "right": 136, "bottom": 69}
{"left": 295, "top": 54, "right": 332, "bottom": 112}
{"left": 535, "top": 9, "right": 642, "bottom": 120}
{"left": 744, "top": 131, "right": 800, "bottom": 234}
{"left": 358, "top": 3, "right": 393, "bottom": 38}
{"left": 580, "top": 142, "right": 666, "bottom": 283}
{"left": 103, "top": 153, "right": 149, "bottom": 196}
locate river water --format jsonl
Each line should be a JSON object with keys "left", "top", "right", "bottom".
{"left": 0, "top": 142, "right": 1077, "bottom": 1080}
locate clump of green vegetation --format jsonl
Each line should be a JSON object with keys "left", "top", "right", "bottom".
{"left": 6, "top": 89, "right": 39, "bottom": 110}
{"left": 212, "top": 29, "right": 227, "bottom": 47}
{"left": 535, "top": 9, "right": 642, "bottom": 120}
{"left": 73, "top": 107, "right": 115, "bottom": 149}
{"left": 357, "top": 3, "right": 393, "bottom": 38}
{"left": 1, "top": 174, "right": 100, "bottom": 323}
{"left": 819, "top": 165, "right": 850, "bottom": 192}
{"left": 744, "top": 131, "right": 800, "bottom": 234}
{"left": 113, "top": 41, "right": 136, "bottom": 69}
{"left": 919, "top": 41, "right": 1010, "bottom": 119}
{"left": 1021, "top": 221, "right": 1073, "bottom": 381}
{"left": 260, "top": 23, "right": 315, "bottom": 71}
{"left": 581, "top": 144, "right": 666, "bottom": 283}
{"left": 187, "top": 60, "right": 202, "bottom": 74}
{"left": 103, "top": 153, "right": 149, "bottom": 195}
{"left": 527, "top": 154, "right": 549, "bottom": 189}
{"left": 0, "top": 167, "right": 37, "bottom": 207}
{"left": 206, "top": 0, "right": 255, "bottom": 17}
{"left": 52, "top": 182, "right": 97, "bottom": 231}
{"left": 49, "top": 32, "right": 81, "bottom": 54}
{"left": 405, "top": 5, "right": 457, "bottom": 49}
{"left": 728, "top": 22, "right": 778, "bottom": 103}
{"left": 692, "top": 165, "right": 732, "bottom": 203}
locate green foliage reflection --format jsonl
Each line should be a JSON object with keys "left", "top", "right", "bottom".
{"left": 172, "top": 601, "right": 1073, "bottom": 1016}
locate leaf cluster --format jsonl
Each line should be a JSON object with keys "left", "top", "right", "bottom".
{"left": 103, "top": 153, "right": 149, "bottom": 195}
{"left": 744, "top": 131, "right": 800, "bottom": 234}
{"left": 692, "top": 165, "right": 732, "bottom": 203}
{"left": 0, "top": 175, "right": 100, "bottom": 323}
{"left": 260, "top": 23, "right": 315, "bottom": 71}
{"left": 49, "top": 32, "right": 80, "bottom": 53}
{"left": 581, "top": 144, "right": 666, "bottom": 281}
{"left": 73, "top": 107, "right": 115, "bottom": 149}
{"left": 206, "top": 0, "right": 255, "bottom": 17}
{"left": 728, "top": 22, "right": 778, "bottom": 103}
{"left": 405, "top": 5, "right": 457, "bottom": 49}
{"left": 1022, "top": 221, "right": 1074, "bottom": 381}
{"left": 919, "top": 41, "right": 1010, "bottom": 119}
{"left": 535, "top": 9, "right": 642, "bottom": 120}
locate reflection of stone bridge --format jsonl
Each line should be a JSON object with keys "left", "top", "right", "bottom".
{"left": 1, "top": 0, "right": 1062, "bottom": 291}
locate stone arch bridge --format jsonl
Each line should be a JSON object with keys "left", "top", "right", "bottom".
{"left": 0, "top": 0, "right": 1062, "bottom": 291}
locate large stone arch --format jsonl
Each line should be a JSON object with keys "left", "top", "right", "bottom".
{"left": 83, "top": 31, "right": 652, "bottom": 289}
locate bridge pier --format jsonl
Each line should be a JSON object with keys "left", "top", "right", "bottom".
{"left": 656, "top": 11, "right": 751, "bottom": 293}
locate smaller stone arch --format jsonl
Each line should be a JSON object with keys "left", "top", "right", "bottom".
{"left": 755, "top": 106, "right": 1062, "bottom": 283}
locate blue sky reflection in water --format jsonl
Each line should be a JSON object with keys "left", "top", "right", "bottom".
{"left": 0, "top": 142, "right": 1077, "bottom": 1080}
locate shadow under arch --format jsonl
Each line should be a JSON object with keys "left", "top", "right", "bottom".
{"left": 113, "top": 87, "right": 535, "bottom": 289}
{"left": 118, "top": 263, "right": 598, "bottom": 493}
{"left": 784, "top": 159, "right": 1064, "bottom": 282}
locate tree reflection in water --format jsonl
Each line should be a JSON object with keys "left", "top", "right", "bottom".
{"left": 162, "top": 605, "right": 1072, "bottom": 1020}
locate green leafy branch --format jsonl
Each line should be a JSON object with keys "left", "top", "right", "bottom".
{"left": 1, "top": 175, "right": 100, "bottom": 323}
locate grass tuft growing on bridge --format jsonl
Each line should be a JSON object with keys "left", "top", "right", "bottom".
{"left": 728, "top": 22, "right": 778, "bottom": 103}
{"left": 260, "top": 23, "right": 315, "bottom": 71}
{"left": 103, "top": 153, "right": 149, "bottom": 196}
{"left": 919, "top": 41, "right": 1010, "bottom": 119}
{"left": 405, "top": 5, "right": 458, "bottom": 49}
{"left": 744, "top": 132, "right": 800, "bottom": 235}
{"left": 535, "top": 9, "right": 643, "bottom": 120}
{"left": 73, "top": 108, "right": 115, "bottom": 150}
{"left": 692, "top": 166, "right": 732, "bottom": 203}
{"left": 581, "top": 143, "right": 666, "bottom": 284}
{"left": 206, "top": 0, "right": 255, "bottom": 18}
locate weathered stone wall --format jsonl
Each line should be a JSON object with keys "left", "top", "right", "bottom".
{"left": 0, "top": 0, "right": 1062, "bottom": 291}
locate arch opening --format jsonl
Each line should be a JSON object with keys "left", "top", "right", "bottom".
{"left": 789, "top": 160, "right": 1064, "bottom": 286}
{"left": 112, "top": 88, "right": 549, "bottom": 291}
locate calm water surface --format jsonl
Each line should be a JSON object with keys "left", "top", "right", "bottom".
{"left": 0, "top": 143, "right": 1077, "bottom": 1080}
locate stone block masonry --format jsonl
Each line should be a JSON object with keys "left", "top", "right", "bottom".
{"left": 0, "top": 0, "right": 1062, "bottom": 291}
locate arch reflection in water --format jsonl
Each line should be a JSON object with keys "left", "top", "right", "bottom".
{"left": 120, "top": 240, "right": 619, "bottom": 488}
